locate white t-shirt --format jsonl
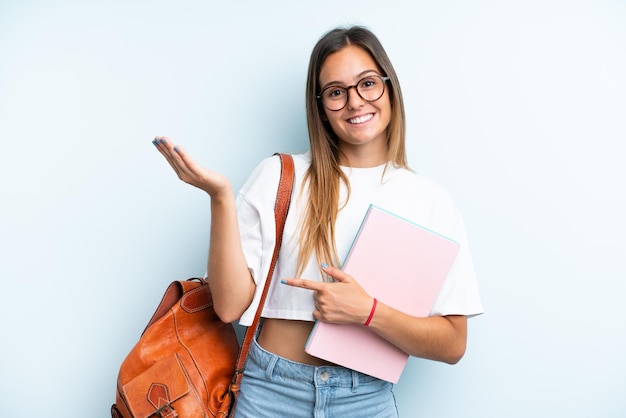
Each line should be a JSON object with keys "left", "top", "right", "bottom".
{"left": 237, "top": 152, "right": 483, "bottom": 326}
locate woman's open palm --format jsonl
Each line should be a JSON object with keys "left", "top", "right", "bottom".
{"left": 152, "top": 136, "right": 231, "bottom": 198}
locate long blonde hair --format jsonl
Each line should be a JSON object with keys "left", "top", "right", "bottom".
{"left": 297, "top": 26, "right": 409, "bottom": 276}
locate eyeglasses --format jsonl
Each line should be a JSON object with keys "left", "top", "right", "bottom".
{"left": 317, "top": 75, "right": 391, "bottom": 111}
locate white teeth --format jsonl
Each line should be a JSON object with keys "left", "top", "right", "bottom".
{"left": 348, "top": 114, "right": 374, "bottom": 124}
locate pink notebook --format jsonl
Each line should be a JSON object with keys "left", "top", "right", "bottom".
{"left": 305, "top": 205, "right": 460, "bottom": 383}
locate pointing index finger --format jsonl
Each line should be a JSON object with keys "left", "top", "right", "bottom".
{"left": 281, "top": 278, "right": 325, "bottom": 291}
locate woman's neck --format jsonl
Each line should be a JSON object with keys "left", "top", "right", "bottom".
{"left": 337, "top": 144, "right": 388, "bottom": 168}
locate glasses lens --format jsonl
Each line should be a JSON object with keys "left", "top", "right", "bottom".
{"left": 321, "top": 87, "right": 347, "bottom": 111}
{"left": 357, "top": 76, "right": 385, "bottom": 102}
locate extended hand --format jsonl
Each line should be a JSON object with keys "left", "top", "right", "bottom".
{"left": 282, "top": 264, "right": 373, "bottom": 324}
{"left": 152, "top": 136, "right": 232, "bottom": 199}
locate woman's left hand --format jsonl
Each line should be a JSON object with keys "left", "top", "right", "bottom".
{"left": 282, "top": 264, "right": 373, "bottom": 325}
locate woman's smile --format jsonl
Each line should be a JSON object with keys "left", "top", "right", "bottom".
{"left": 347, "top": 113, "right": 375, "bottom": 125}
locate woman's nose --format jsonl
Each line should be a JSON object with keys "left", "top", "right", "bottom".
{"left": 346, "top": 85, "right": 365, "bottom": 109}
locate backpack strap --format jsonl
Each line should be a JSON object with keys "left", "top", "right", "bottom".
{"left": 230, "top": 153, "right": 295, "bottom": 396}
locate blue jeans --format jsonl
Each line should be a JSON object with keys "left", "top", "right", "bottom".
{"left": 233, "top": 338, "right": 399, "bottom": 418}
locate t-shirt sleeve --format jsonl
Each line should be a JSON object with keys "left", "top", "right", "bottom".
{"left": 427, "top": 190, "right": 484, "bottom": 317}
{"left": 236, "top": 194, "right": 263, "bottom": 282}
{"left": 235, "top": 155, "right": 284, "bottom": 326}
{"left": 235, "top": 155, "right": 282, "bottom": 285}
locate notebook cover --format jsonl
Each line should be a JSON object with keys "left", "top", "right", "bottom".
{"left": 305, "top": 205, "right": 460, "bottom": 383}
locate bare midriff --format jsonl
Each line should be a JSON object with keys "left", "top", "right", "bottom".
{"left": 257, "top": 318, "right": 337, "bottom": 366}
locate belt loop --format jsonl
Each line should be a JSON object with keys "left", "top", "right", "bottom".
{"left": 351, "top": 370, "right": 359, "bottom": 393}
{"left": 265, "top": 354, "right": 278, "bottom": 380}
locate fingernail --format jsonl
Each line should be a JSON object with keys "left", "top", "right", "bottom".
{"left": 152, "top": 139, "right": 158, "bottom": 146}
{"left": 173, "top": 146, "right": 180, "bottom": 153}
{"left": 159, "top": 139, "right": 166, "bottom": 144}
{"left": 280, "top": 279, "right": 287, "bottom": 284}
{"left": 321, "top": 263, "right": 328, "bottom": 269}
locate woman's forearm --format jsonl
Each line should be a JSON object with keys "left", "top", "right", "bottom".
{"left": 368, "top": 303, "right": 467, "bottom": 364}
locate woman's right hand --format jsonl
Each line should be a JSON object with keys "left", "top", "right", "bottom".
{"left": 152, "top": 136, "right": 232, "bottom": 199}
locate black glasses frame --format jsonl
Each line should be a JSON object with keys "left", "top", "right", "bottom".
{"left": 317, "top": 75, "right": 391, "bottom": 111}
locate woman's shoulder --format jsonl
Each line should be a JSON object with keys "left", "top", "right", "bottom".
{"left": 391, "top": 166, "right": 454, "bottom": 202}
{"left": 252, "top": 151, "right": 310, "bottom": 171}
{"left": 239, "top": 151, "right": 311, "bottom": 197}
{"left": 386, "top": 168, "right": 464, "bottom": 238}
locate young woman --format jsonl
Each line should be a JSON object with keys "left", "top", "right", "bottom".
{"left": 153, "top": 26, "right": 482, "bottom": 418}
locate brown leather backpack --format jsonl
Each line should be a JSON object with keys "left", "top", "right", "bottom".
{"left": 111, "top": 153, "right": 294, "bottom": 417}
{"left": 111, "top": 279, "right": 239, "bottom": 417}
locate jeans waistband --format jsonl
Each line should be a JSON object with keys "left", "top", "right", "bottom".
{"left": 247, "top": 337, "right": 380, "bottom": 388}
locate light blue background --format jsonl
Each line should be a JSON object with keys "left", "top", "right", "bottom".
{"left": 1, "top": 1, "right": 625, "bottom": 417}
